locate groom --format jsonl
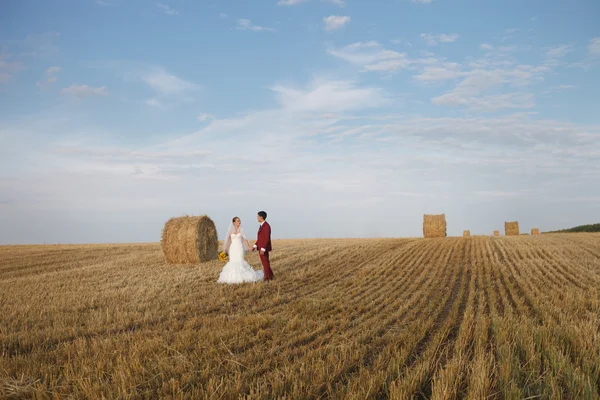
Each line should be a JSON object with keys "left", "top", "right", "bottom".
{"left": 252, "top": 211, "right": 274, "bottom": 281}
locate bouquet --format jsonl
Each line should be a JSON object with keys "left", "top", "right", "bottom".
{"left": 218, "top": 251, "right": 228, "bottom": 262}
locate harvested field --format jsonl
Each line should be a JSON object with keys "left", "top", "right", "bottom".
{"left": 2, "top": 234, "right": 600, "bottom": 399}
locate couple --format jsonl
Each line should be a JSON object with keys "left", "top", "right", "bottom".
{"left": 217, "top": 211, "right": 274, "bottom": 284}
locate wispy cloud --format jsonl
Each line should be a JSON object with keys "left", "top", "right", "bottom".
{"left": 277, "top": 0, "right": 344, "bottom": 6}
{"left": 391, "top": 38, "right": 412, "bottom": 47}
{"left": 589, "top": 37, "right": 600, "bottom": 58}
{"left": 36, "top": 66, "right": 62, "bottom": 89}
{"left": 146, "top": 98, "right": 165, "bottom": 109}
{"left": 61, "top": 84, "right": 108, "bottom": 98}
{"left": 236, "top": 19, "right": 276, "bottom": 32}
{"left": 411, "top": 0, "right": 433, "bottom": 3}
{"left": 156, "top": 3, "right": 178, "bottom": 15}
{"left": 141, "top": 68, "right": 201, "bottom": 95}
{"left": 270, "top": 78, "right": 388, "bottom": 114}
{"left": 323, "top": 15, "right": 350, "bottom": 31}
{"left": 328, "top": 41, "right": 410, "bottom": 72}
{"left": 546, "top": 44, "right": 572, "bottom": 60}
{"left": 432, "top": 91, "right": 535, "bottom": 112}
{"left": 420, "top": 33, "right": 460, "bottom": 46}
{"left": 197, "top": 113, "right": 213, "bottom": 122}
{"left": 0, "top": 57, "right": 22, "bottom": 84}
{"left": 277, "top": 0, "right": 308, "bottom": 5}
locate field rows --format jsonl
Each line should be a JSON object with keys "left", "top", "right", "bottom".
{"left": 1, "top": 234, "right": 600, "bottom": 399}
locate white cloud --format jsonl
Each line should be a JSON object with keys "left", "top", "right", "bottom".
{"left": 146, "top": 98, "right": 165, "bottom": 109}
{"left": 546, "top": 44, "right": 572, "bottom": 60}
{"left": 277, "top": 0, "right": 308, "bottom": 5}
{"left": 323, "top": 15, "right": 350, "bottom": 31}
{"left": 141, "top": 68, "right": 201, "bottom": 96}
{"left": 61, "top": 84, "right": 108, "bottom": 98}
{"left": 271, "top": 79, "right": 387, "bottom": 114}
{"left": 588, "top": 37, "right": 600, "bottom": 58}
{"left": 236, "top": 19, "right": 276, "bottom": 32}
{"left": 277, "top": 0, "right": 344, "bottom": 6}
{"left": 480, "top": 43, "right": 494, "bottom": 50}
{"left": 0, "top": 58, "right": 22, "bottom": 84}
{"left": 432, "top": 92, "right": 535, "bottom": 112}
{"left": 156, "top": 3, "right": 178, "bottom": 15}
{"left": 420, "top": 33, "right": 460, "bottom": 46}
{"left": 36, "top": 66, "right": 61, "bottom": 89}
{"left": 414, "top": 63, "right": 462, "bottom": 81}
{"left": 197, "top": 113, "right": 213, "bottom": 122}
{"left": 327, "top": 41, "right": 410, "bottom": 72}
{"left": 391, "top": 39, "right": 412, "bottom": 47}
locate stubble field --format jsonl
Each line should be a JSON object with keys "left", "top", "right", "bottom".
{"left": 1, "top": 234, "right": 600, "bottom": 399}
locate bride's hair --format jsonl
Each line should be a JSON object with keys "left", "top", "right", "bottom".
{"left": 232, "top": 216, "right": 240, "bottom": 223}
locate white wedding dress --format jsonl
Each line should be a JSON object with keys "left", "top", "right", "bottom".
{"left": 217, "top": 233, "right": 264, "bottom": 284}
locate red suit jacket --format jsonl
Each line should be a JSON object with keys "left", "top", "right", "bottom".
{"left": 256, "top": 222, "right": 272, "bottom": 252}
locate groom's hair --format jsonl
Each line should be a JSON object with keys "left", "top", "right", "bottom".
{"left": 258, "top": 211, "right": 267, "bottom": 220}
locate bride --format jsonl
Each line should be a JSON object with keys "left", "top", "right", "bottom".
{"left": 217, "top": 217, "right": 264, "bottom": 284}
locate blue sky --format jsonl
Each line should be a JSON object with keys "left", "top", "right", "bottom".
{"left": 1, "top": 0, "right": 599, "bottom": 244}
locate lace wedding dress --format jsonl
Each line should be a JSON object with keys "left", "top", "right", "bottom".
{"left": 217, "top": 233, "right": 264, "bottom": 284}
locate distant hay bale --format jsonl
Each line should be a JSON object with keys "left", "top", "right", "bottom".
{"left": 423, "top": 214, "right": 447, "bottom": 238}
{"left": 505, "top": 221, "right": 519, "bottom": 236}
{"left": 531, "top": 228, "right": 540, "bottom": 235}
{"left": 493, "top": 230, "right": 500, "bottom": 237}
{"left": 463, "top": 230, "right": 470, "bottom": 237}
{"left": 161, "top": 215, "right": 218, "bottom": 264}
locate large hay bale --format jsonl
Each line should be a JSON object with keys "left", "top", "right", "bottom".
{"left": 505, "top": 221, "right": 519, "bottom": 236}
{"left": 463, "top": 230, "right": 470, "bottom": 237}
{"left": 161, "top": 215, "right": 218, "bottom": 264}
{"left": 493, "top": 230, "right": 500, "bottom": 237}
{"left": 531, "top": 228, "right": 540, "bottom": 235}
{"left": 423, "top": 214, "right": 447, "bottom": 238}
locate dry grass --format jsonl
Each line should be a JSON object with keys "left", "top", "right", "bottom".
{"left": 161, "top": 215, "right": 218, "bottom": 264}
{"left": 505, "top": 221, "right": 519, "bottom": 236}
{"left": 2, "top": 234, "right": 600, "bottom": 399}
{"left": 423, "top": 214, "right": 447, "bottom": 238}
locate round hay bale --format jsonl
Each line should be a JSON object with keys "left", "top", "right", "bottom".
{"left": 463, "top": 230, "right": 471, "bottom": 237}
{"left": 161, "top": 215, "right": 218, "bottom": 264}
{"left": 531, "top": 228, "right": 540, "bottom": 235}
{"left": 505, "top": 221, "right": 519, "bottom": 236}
{"left": 493, "top": 230, "right": 500, "bottom": 237}
{"left": 423, "top": 214, "right": 447, "bottom": 238}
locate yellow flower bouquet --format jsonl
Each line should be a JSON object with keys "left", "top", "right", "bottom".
{"left": 218, "top": 251, "right": 228, "bottom": 262}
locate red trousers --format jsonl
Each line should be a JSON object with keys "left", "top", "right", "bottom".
{"left": 260, "top": 251, "right": 274, "bottom": 281}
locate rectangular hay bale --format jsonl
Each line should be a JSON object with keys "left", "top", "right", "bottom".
{"left": 531, "top": 228, "right": 540, "bottom": 235}
{"left": 493, "top": 230, "right": 500, "bottom": 236}
{"left": 463, "top": 230, "right": 470, "bottom": 237}
{"left": 505, "top": 221, "right": 519, "bottom": 236}
{"left": 423, "top": 214, "right": 447, "bottom": 238}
